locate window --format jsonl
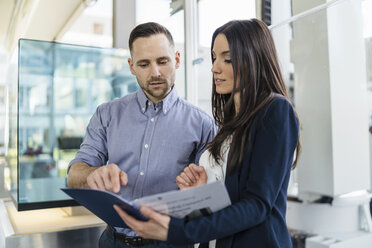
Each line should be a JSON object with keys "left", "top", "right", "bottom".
{"left": 196, "top": 0, "right": 256, "bottom": 114}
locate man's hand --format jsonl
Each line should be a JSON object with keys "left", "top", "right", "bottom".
{"left": 176, "top": 163, "right": 207, "bottom": 190}
{"left": 87, "top": 163, "right": 128, "bottom": 193}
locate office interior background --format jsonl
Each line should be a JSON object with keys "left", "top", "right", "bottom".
{"left": 0, "top": 0, "right": 372, "bottom": 247}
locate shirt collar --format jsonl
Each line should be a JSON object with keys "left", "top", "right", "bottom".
{"left": 136, "top": 85, "right": 178, "bottom": 115}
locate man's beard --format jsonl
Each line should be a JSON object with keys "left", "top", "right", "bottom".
{"left": 143, "top": 78, "right": 173, "bottom": 99}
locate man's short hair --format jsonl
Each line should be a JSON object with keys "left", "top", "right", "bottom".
{"left": 128, "top": 22, "right": 175, "bottom": 52}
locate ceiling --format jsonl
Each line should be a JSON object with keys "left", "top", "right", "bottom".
{"left": 0, "top": 0, "right": 88, "bottom": 52}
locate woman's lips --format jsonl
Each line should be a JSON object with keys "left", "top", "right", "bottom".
{"left": 214, "top": 78, "right": 225, "bottom": 85}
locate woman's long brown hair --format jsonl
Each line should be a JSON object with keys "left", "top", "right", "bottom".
{"left": 208, "top": 19, "right": 301, "bottom": 175}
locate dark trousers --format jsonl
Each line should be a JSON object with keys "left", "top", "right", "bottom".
{"left": 99, "top": 229, "right": 193, "bottom": 248}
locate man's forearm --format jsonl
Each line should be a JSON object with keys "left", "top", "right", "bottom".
{"left": 67, "top": 162, "right": 98, "bottom": 188}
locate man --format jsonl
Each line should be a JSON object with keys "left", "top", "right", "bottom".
{"left": 67, "top": 22, "right": 216, "bottom": 248}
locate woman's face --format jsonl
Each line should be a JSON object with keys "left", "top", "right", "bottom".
{"left": 211, "top": 34, "right": 237, "bottom": 94}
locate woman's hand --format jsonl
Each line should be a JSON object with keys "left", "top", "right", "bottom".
{"left": 113, "top": 205, "right": 170, "bottom": 241}
{"left": 176, "top": 163, "right": 208, "bottom": 190}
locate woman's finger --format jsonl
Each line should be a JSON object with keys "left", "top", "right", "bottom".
{"left": 184, "top": 167, "right": 197, "bottom": 183}
{"left": 193, "top": 166, "right": 208, "bottom": 184}
{"left": 180, "top": 172, "right": 192, "bottom": 185}
{"left": 189, "top": 164, "right": 201, "bottom": 180}
{"left": 176, "top": 175, "right": 189, "bottom": 187}
{"left": 113, "top": 205, "right": 139, "bottom": 230}
{"left": 140, "top": 206, "right": 162, "bottom": 222}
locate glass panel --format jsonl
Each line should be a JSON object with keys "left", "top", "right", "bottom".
{"left": 196, "top": 0, "right": 256, "bottom": 114}
{"left": 136, "top": 0, "right": 186, "bottom": 99}
{"left": 8, "top": 39, "right": 137, "bottom": 209}
{"left": 4, "top": 56, "right": 18, "bottom": 202}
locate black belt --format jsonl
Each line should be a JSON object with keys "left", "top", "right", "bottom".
{"left": 106, "top": 225, "right": 156, "bottom": 247}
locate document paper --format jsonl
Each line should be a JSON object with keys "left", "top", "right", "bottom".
{"left": 134, "top": 181, "right": 231, "bottom": 218}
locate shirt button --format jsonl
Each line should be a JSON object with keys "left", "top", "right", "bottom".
{"left": 148, "top": 102, "right": 151, "bottom": 106}
{"left": 142, "top": 107, "right": 145, "bottom": 111}
{"left": 150, "top": 118, "right": 154, "bottom": 122}
{"left": 164, "top": 109, "right": 167, "bottom": 113}
{"left": 140, "top": 171, "right": 144, "bottom": 176}
{"left": 144, "top": 144, "right": 149, "bottom": 149}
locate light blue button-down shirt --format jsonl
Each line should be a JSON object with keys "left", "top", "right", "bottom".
{"left": 69, "top": 87, "right": 216, "bottom": 234}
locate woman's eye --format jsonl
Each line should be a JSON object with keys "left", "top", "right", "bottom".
{"left": 224, "top": 59, "right": 232, "bottom": 63}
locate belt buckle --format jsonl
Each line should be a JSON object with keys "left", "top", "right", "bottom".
{"left": 135, "top": 236, "right": 143, "bottom": 246}
{"left": 123, "top": 238, "right": 130, "bottom": 246}
{"left": 107, "top": 225, "right": 150, "bottom": 247}
{"left": 132, "top": 236, "right": 140, "bottom": 246}
{"left": 124, "top": 236, "right": 143, "bottom": 247}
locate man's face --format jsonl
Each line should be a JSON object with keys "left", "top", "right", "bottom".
{"left": 128, "top": 34, "right": 180, "bottom": 103}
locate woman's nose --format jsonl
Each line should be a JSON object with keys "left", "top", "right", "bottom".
{"left": 211, "top": 62, "right": 221, "bottom": 74}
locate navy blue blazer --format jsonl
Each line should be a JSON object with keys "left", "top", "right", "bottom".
{"left": 167, "top": 97, "right": 299, "bottom": 248}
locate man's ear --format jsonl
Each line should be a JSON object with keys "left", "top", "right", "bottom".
{"left": 175, "top": 51, "right": 180, "bottom": 69}
{"left": 128, "top": 58, "right": 136, "bottom": 75}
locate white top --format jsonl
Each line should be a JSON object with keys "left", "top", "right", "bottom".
{"left": 199, "top": 136, "right": 231, "bottom": 183}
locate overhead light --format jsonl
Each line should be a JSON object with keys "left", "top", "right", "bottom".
{"left": 170, "top": 0, "right": 184, "bottom": 15}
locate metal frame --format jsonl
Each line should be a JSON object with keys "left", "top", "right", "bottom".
{"left": 184, "top": 0, "right": 199, "bottom": 105}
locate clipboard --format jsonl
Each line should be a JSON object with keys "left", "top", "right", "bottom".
{"left": 62, "top": 181, "right": 231, "bottom": 228}
{"left": 61, "top": 188, "right": 148, "bottom": 228}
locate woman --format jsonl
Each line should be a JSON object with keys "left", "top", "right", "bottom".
{"left": 114, "top": 18, "right": 301, "bottom": 248}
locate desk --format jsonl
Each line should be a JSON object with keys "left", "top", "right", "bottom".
{"left": 0, "top": 199, "right": 105, "bottom": 248}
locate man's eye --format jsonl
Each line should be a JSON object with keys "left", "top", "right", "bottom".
{"left": 138, "top": 64, "right": 148, "bottom": 67}
{"left": 159, "top": 60, "right": 168, "bottom": 65}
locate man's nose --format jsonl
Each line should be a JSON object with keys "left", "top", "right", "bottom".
{"left": 150, "top": 64, "right": 161, "bottom": 77}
